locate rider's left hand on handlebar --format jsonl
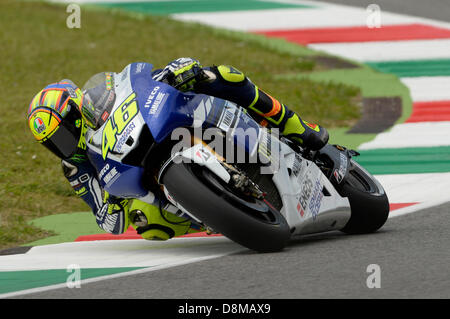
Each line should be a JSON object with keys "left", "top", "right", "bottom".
{"left": 154, "top": 57, "right": 206, "bottom": 92}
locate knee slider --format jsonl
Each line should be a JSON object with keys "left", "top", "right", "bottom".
{"left": 137, "top": 223, "right": 175, "bottom": 241}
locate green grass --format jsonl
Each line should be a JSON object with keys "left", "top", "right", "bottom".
{"left": 0, "top": 0, "right": 364, "bottom": 249}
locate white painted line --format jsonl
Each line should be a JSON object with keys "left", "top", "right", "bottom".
{"left": 294, "top": 0, "right": 450, "bottom": 30}
{"left": 173, "top": 7, "right": 417, "bottom": 31}
{"left": 358, "top": 121, "right": 450, "bottom": 149}
{"left": 0, "top": 237, "right": 241, "bottom": 271}
{"left": 401, "top": 77, "right": 450, "bottom": 102}
{"left": 310, "top": 39, "right": 450, "bottom": 62}
{"left": 375, "top": 172, "right": 450, "bottom": 203}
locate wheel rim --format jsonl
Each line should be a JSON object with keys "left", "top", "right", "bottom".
{"left": 346, "top": 160, "right": 385, "bottom": 196}
{"left": 196, "top": 166, "right": 284, "bottom": 225}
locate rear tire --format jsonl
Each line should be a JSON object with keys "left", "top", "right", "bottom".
{"left": 339, "top": 160, "right": 390, "bottom": 234}
{"left": 161, "top": 162, "right": 291, "bottom": 252}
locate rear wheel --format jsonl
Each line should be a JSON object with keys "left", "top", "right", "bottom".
{"left": 161, "top": 162, "right": 290, "bottom": 252}
{"left": 339, "top": 160, "right": 390, "bottom": 234}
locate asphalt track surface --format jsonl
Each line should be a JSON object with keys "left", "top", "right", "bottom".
{"left": 14, "top": 0, "right": 450, "bottom": 299}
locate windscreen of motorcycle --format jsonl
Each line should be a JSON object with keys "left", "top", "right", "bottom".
{"left": 81, "top": 72, "right": 116, "bottom": 130}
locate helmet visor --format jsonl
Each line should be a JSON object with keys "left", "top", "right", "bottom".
{"left": 42, "top": 117, "right": 81, "bottom": 159}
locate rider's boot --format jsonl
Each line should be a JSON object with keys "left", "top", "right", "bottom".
{"left": 280, "top": 111, "right": 329, "bottom": 151}
{"left": 195, "top": 65, "right": 329, "bottom": 150}
{"left": 128, "top": 200, "right": 203, "bottom": 240}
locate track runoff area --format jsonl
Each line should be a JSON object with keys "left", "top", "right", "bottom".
{"left": 1, "top": 0, "right": 450, "bottom": 300}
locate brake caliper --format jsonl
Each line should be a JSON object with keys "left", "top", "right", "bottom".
{"left": 229, "top": 171, "right": 265, "bottom": 200}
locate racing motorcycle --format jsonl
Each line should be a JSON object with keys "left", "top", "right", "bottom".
{"left": 83, "top": 63, "right": 389, "bottom": 253}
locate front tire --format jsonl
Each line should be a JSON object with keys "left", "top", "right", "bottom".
{"left": 161, "top": 162, "right": 291, "bottom": 252}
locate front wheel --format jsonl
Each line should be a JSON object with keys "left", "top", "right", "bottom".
{"left": 161, "top": 162, "right": 291, "bottom": 252}
{"left": 339, "top": 159, "right": 390, "bottom": 234}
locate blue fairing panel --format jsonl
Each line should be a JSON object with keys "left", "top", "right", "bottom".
{"left": 87, "top": 148, "right": 148, "bottom": 198}
{"left": 129, "top": 63, "right": 196, "bottom": 143}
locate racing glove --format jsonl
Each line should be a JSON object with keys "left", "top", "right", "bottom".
{"left": 96, "top": 191, "right": 130, "bottom": 235}
{"left": 153, "top": 57, "right": 207, "bottom": 92}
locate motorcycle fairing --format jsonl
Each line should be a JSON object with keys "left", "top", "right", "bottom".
{"left": 85, "top": 63, "right": 262, "bottom": 198}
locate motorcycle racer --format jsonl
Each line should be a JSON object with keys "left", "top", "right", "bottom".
{"left": 26, "top": 58, "right": 329, "bottom": 240}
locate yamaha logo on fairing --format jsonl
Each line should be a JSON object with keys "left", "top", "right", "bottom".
{"left": 103, "top": 166, "right": 119, "bottom": 184}
{"left": 149, "top": 92, "right": 166, "bottom": 115}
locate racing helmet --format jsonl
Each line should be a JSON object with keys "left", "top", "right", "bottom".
{"left": 27, "top": 80, "right": 85, "bottom": 159}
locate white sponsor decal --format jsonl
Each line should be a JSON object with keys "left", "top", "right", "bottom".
{"left": 99, "top": 164, "right": 109, "bottom": 179}
{"left": 116, "top": 122, "right": 136, "bottom": 152}
{"left": 103, "top": 166, "right": 119, "bottom": 185}
{"left": 149, "top": 92, "right": 167, "bottom": 115}
{"left": 135, "top": 63, "right": 145, "bottom": 74}
{"left": 144, "top": 86, "right": 160, "bottom": 108}
{"left": 193, "top": 97, "right": 213, "bottom": 127}
{"left": 309, "top": 178, "right": 323, "bottom": 220}
{"left": 218, "top": 106, "right": 235, "bottom": 132}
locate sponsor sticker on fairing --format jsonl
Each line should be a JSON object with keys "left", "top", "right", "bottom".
{"left": 149, "top": 92, "right": 167, "bottom": 115}
{"left": 291, "top": 153, "right": 303, "bottom": 177}
{"left": 218, "top": 106, "right": 235, "bottom": 132}
{"left": 103, "top": 166, "right": 119, "bottom": 185}
{"left": 298, "top": 173, "right": 313, "bottom": 217}
{"left": 134, "top": 63, "right": 145, "bottom": 75}
{"left": 116, "top": 122, "right": 136, "bottom": 152}
{"left": 144, "top": 86, "right": 160, "bottom": 108}
{"left": 309, "top": 178, "right": 323, "bottom": 220}
{"left": 334, "top": 152, "right": 348, "bottom": 184}
{"left": 296, "top": 168, "right": 322, "bottom": 219}
{"left": 99, "top": 164, "right": 110, "bottom": 180}
{"left": 195, "top": 147, "right": 212, "bottom": 162}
